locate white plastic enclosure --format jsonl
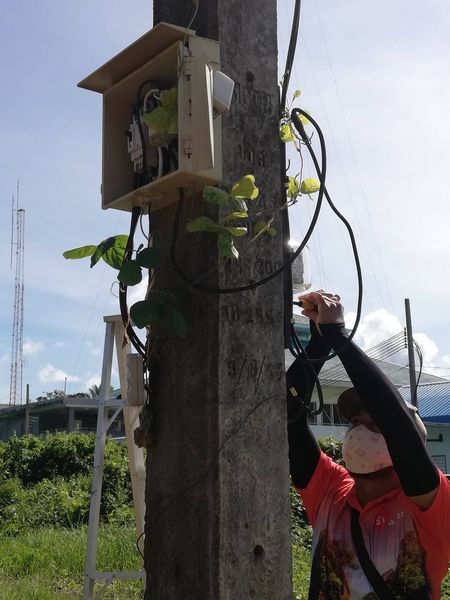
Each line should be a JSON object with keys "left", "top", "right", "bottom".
{"left": 78, "top": 23, "right": 222, "bottom": 212}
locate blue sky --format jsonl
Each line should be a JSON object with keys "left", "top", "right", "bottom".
{"left": 1, "top": 0, "right": 450, "bottom": 403}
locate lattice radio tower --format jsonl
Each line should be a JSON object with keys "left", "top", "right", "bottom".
{"left": 9, "top": 181, "right": 25, "bottom": 406}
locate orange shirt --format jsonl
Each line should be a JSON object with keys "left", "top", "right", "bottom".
{"left": 298, "top": 451, "right": 450, "bottom": 600}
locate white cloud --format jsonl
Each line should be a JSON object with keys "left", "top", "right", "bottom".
{"left": 346, "top": 309, "right": 444, "bottom": 374}
{"left": 53, "top": 341, "right": 67, "bottom": 349}
{"left": 38, "top": 364, "right": 79, "bottom": 383}
{"left": 413, "top": 333, "right": 439, "bottom": 366}
{"left": 345, "top": 309, "right": 403, "bottom": 350}
{"left": 23, "top": 339, "right": 44, "bottom": 357}
{"left": 85, "top": 376, "right": 100, "bottom": 390}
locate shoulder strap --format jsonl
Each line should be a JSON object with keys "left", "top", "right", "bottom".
{"left": 307, "top": 533, "right": 324, "bottom": 600}
{"left": 350, "top": 508, "right": 396, "bottom": 600}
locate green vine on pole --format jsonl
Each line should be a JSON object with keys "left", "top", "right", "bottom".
{"left": 63, "top": 235, "right": 128, "bottom": 269}
{"left": 63, "top": 235, "right": 187, "bottom": 337}
{"left": 186, "top": 174, "right": 277, "bottom": 259}
{"left": 61, "top": 159, "right": 305, "bottom": 339}
{"left": 279, "top": 89, "right": 320, "bottom": 203}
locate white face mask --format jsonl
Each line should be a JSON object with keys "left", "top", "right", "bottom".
{"left": 342, "top": 424, "right": 393, "bottom": 474}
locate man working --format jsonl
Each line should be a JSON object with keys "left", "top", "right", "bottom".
{"left": 287, "top": 291, "right": 450, "bottom": 599}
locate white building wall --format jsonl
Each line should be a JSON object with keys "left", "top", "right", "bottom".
{"left": 425, "top": 422, "right": 450, "bottom": 476}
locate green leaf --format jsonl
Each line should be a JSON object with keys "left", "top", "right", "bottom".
{"left": 164, "top": 305, "right": 188, "bottom": 338}
{"left": 223, "top": 211, "right": 248, "bottom": 223}
{"left": 299, "top": 111, "right": 310, "bottom": 126}
{"left": 286, "top": 176, "right": 301, "bottom": 199}
{"left": 160, "top": 87, "right": 178, "bottom": 111}
{"left": 229, "top": 196, "right": 248, "bottom": 212}
{"left": 217, "top": 234, "right": 239, "bottom": 259}
{"left": 130, "top": 300, "right": 164, "bottom": 329}
{"left": 143, "top": 107, "right": 173, "bottom": 135}
{"left": 63, "top": 245, "right": 96, "bottom": 260}
{"left": 231, "top": 175, "right": 259, "bottom": 199}
{"left": 202, "top": 186, "right": 231, "bottom": 207}
{"left": 186, "top": 216, "right": 220, "bottom": 233}
{"left": 280, "top": 123, "right": 294, "bottom": 143}
{"left": 254, "top": 221, "right": 268, "bottom": 234}
{"left": 254, "top": 222, "right": 277, "bottom": 238}
{"left": 300, "top": 178, "right": 321, "bottom": 194}
{"left": 143, "top": 87, "right": 178, "bottom": 135}
{"left": 136, "top": 247, "right": 160, "bottom": 269}
{"left": 101, "top": 235, "right": 128, "bottom": 269}
{"left": 90, "top": 237, "right": 115, "bottom": 268}
{"left": 225, "top": 226, "right": 247, "bottom": 237}
{"left": 117, "top": 261, "right": 142, "bottom": 286}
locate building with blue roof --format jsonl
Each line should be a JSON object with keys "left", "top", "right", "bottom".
{"left": 399, "top": 382, "right": 450, "bottom": 424}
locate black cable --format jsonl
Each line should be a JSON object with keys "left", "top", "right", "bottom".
{"left": 134, "top": 80, "right": 153, "bottom": 188}
{"left": 135, "top": 107, "right": 148, "bottom": 187}
{"left": 136, "top": 531, "right": 145, "bottom": 560}
{"left": 171, "top": 107, "right": 364, "bottom": 366}
{"left": 280, "top": 0, "right": 302, "bottom": 113}
{"left": 280, "top": 118, "right": 294, "bottom": 349}
{"left": 288, "top": 341, "right": 300, "bottom": 359}
{"left": 279, "top": 0, "right": 302, "bottom": 347}
{"left": 290, "top": 108, "right": 364, "bottom": 363}
{"left": 170, "top": 109, "right": 327, "bottom": 294}
{"left": 120, "top": 207, "right": 146, "bottom": 357}
{"left": 414, "top": 339, "right": 423, "bottom": 395}
{"left": 133, "top": 79, "right": 161, "bottom": 187}
{"left": 289, "top": 322, "right": 324, "bottom": 416}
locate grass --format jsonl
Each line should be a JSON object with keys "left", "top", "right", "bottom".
{"left": 292, "top": 541, "right": 311, "bottom": 599}
{"left": 0, "top": 526, "right": 447, "bottom": 600}
{"left": 0, "top": 526, "right": 311, "bottom": 600}
{"left": 0, "top": 525, "right": 144, "bottom": 600}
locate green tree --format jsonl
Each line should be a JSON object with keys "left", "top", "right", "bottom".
{"left": 35, "top": 390, "right": 64, "bottom": 401}
{"left": 88, "top": 384, "right": 100, "bottom": 398}
{"left": 88, "top": 384, "right": 114, "bottom": 399}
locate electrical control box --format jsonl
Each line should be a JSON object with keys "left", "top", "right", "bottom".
{"left": 78, "top": 23, "right": 227, "bottom": 212}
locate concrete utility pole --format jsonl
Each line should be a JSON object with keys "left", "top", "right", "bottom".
{"left": 145, "top": 1, "right": 291, "bottom": 599}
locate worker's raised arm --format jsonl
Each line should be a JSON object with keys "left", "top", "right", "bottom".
{"left": 301, "top": 291, "right": 440, "bottom": 507}
{"left": 286, "top": 319, "right": 332, "bottom": 489}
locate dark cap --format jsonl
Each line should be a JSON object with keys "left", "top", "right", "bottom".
{"left": 337, "top": 386, "right": 427, "bottom": 442}
{"left": 337, "top": 387, "right": 364, "bottom": 421}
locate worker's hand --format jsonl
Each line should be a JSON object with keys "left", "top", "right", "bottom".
{"left": 298, "top": 290, "right": 345, "bottom": 326}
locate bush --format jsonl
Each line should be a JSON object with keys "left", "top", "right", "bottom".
{"left": 0, "top": 435, "right": 44, "bottom": 485}
{"left": 1, "top": 433, "right": 96, "bottom": 485}
{"left": 317, "top": 436, "right": 344, "bottom": 465}
{"left": 0, "top": 477, "right": 22, "bottom": 507}
{"left": 0, "top": 475, "right": 91, "bottom": 535}
{"left": 0, "top": 433, "right": 134, "bottom": 535}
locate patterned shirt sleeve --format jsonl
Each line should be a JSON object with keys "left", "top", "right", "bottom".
{"left": 297, "top": 451, "right": 354, "bottom": 526}
{"left": 408, "top": 470, "right": 450, "bottom": 561}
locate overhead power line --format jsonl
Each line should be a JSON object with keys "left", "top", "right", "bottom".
{"left": 319, "top": 331, "right": 407, "bottom": 383}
